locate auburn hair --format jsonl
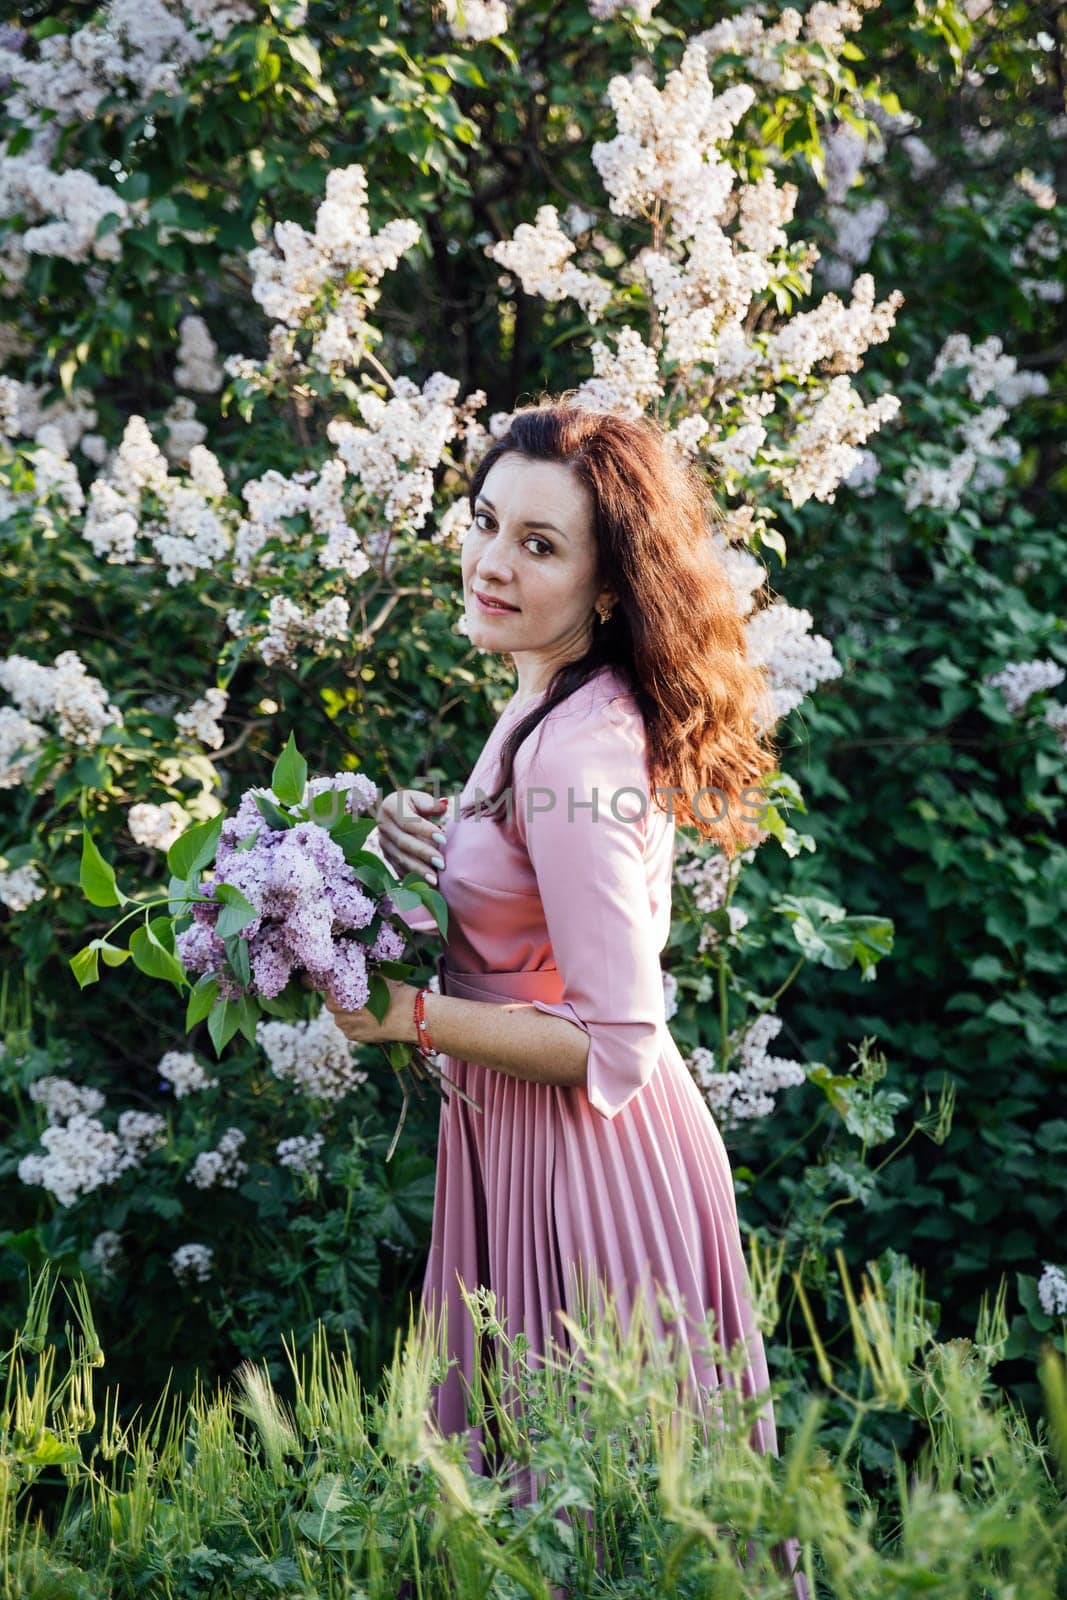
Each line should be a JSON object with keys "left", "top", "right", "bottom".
{"left": 457, "top": 397, "right": 780, "bottom": 858}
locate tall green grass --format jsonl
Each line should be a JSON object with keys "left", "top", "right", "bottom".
{"left": 3, "top": 1259, "right": 1065, "bottom": 1598}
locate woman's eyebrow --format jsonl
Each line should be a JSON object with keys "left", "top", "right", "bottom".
{"left": 476, "top": 495, "right": 567, "bottom": 539}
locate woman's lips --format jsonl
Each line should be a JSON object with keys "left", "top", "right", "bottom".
{"left": 473, "top": 591, "right": 520, "bottom": 614}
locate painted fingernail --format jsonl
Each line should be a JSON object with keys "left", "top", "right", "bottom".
{"left": 425, "top": 869, "right": 437, "bottom": 884}
{"left": 432, "top": 831, "right": 447, "bottom": 847}
{"left": 431, "top": 853, "right": 445, "bottom": 870}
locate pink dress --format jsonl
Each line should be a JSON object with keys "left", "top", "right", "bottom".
{"left": 399, "top": 664, "right": 806, "bottom": 1593}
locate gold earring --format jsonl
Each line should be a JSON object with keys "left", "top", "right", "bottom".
{"left": 595, "top": 601, "right": 614, "bottom": 624}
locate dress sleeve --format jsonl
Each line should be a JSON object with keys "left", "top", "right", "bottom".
{"left": 514, "top": 693, "right": 666, "bottom": 1120}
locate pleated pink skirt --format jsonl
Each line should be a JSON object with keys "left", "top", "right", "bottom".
{"left": 418, "top": 959, "right": 809, "bottom": 1597}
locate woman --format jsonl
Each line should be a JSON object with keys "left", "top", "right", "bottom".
{"left": 328, "top": 400, "right": 806, "bottom": 1593}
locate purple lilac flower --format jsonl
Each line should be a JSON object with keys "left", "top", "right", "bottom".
{"left": 176, "top": 920, "right": 226, "bottom": 974}
{"left": 175, "top": 768, "right": 410, "bottom": 1012}
{"left": 304, "top": 772, "right": 379, "bottom": 816}
{"left": 369, "top": 923, "right": 405, "bottom": 961}
{"left": 250, "top": 924, "right": 296, "bottom": 998}
{"left": 329, "top": 878, "right": 377, "bottom": 931}
{"left": 315, "top": 939, "right": 370, "bottom": 1011}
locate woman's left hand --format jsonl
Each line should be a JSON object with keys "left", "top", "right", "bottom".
{"left": 301, "top": 973, "right": 416, "bottom": 1046}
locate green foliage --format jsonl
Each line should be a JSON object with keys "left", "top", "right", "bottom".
{"left": 2, "top": 1261, "right": 1065, "bottom": 1597}
{"left": 0, "top": 0, "right": 1064, "bottom": 1449}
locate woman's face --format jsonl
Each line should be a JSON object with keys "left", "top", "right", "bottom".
{"left": 461, "top": 453, "right": 616, "bottom": 680}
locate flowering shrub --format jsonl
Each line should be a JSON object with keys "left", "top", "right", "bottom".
{"left": 0, "top": 0, "right": 1062, "bottom": 1417}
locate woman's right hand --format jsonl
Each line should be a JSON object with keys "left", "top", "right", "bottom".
{"left": 375, "top": 789, "right": 449, "bottom": 886}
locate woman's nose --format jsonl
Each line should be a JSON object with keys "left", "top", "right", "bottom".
{"left": 475, "top": 542, "right": 513, "bottom": 582}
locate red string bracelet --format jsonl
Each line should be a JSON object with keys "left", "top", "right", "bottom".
{"left": 413, "top": 987, "right": 435, "bottom": 1054}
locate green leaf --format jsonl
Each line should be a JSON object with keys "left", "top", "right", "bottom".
{"left": 225, "top": 933, "right": 252, "bottom": 988}
{"left": 167, "top": 813, "right": 224, "bottom": 880}
{"left": 129, "top": 920, "right": 186, "bottom": 987}
{"left": 365, "top": 971, "right": 390, "bottom": 1024}
{"left": 271, "top": 732, "right": 307, "bottom": 807}
{"left": 253, "top": 791, "right": 293, "bottom": 831}
{"left": 69, "top": 945, "right": 100, "bottom": 989}
{"left": 186, "top": 975, "right": 220, "bottom": 1029}
{"left": 215, "top": 884, "right": 257, "bottom": 939}
{"left": 207, "top": 997, "right": 242, "bottom": 1056}
{"left": 79, "top": 831, "right": 125, "bottom": 908}
{"left": 307, "top": 788, "right": 349, "bottom": 829}
{"left": 235, "top": 993, "right": 262, "bottom": 1046}
{"left": 93, "top": 937, "right": 131, "bottom": 969}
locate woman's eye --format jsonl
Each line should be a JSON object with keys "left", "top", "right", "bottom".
{"left": 472, "top": 512, "right": 551, "bottom": 556}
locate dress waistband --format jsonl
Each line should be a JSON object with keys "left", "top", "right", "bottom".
{"left": 434, "top": 954, "right": 567, "bottom": 1006}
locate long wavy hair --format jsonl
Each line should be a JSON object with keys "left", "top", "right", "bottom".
{"left": 458, "top": 397, "right": 780, "bottom": 857}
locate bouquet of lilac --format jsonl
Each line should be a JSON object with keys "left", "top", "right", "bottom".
{"left": 72, "top": 734, "right": 451, "bottom": 1154}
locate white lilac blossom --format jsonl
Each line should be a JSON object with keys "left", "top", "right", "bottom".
{"left": 161, "top": 396, "right": 208, "bottom": 464}
{"left": 82, "top": 416, "right": 234, "bottom": 584}
{"left": 231, "top": 460, "right": 369, "bottom": 586}
{"left": 687, "top": 1013, "right": 806, "bottom": 1126}
{"left": 28, "top": 1075, "right": 106, "bottom": 1121}
{"left": 9, "top": 382, "right": 99, "bottom": 453}
{"left": 258, "top": 595, "right": 351, "bottom": 668}
{"left": 0, "top": 374, "right": 19, "bottom": 436}
{"left": 1042, "top": 704, "right": 1067, "bottom": 755}
{"left": 1010, "top": 220, "right": 1065, "bottom": 306}
{"left": 245, "top": 163, "right": 420, "bottom": 333}
{"left": 174, "top": 314, "right": 223, "bottom": 393}
{"left": 672, "top": 842, "right": 758, "bottom": 952}
{"left": 662, "top": 970, "right": 679, "bottom": 1021}
{"left": 117, "top": 1110, "right": 167, "bottom": 1162}
{"left": 984, "top": 659, "right": 1066, "bottom": 716}
{"left": 1038, "top": 1264, "right": 1067, "bottom": 1317}
{"left": 157, "top": 1049, "right": 219, "bottom": 1098}
{"left": 0, "top": 2, "right": 253, "bottom": 127}
{"left": 843, "top": 447, "right": 881, "bottom": 496}
{"left": 761, "top": 274, "right": 904, "bottom": 384}
{"left": 442, "top": 0, "right": 509, "bottom": 41}
{"left": 930, "top": 333, "right": 1049, "bottom": 408}
{"left": 0, "top": 650, "right": 122, "bottom": 748}
{"left": 781, "top": 379, "right": 900, "bottom": 506}
{"left": 589, "top": 0, "right": 660, "bottom": 18}
{"left": 171, "top": 1242, "right": 214, "bottom": 1285}
{"left": 18, "top": 1104, "right": 162, "bottom": 1207}
{"left": 573, "top": 328, "right": 664, "bottom": 417}
{"left": 487, "top": 204, "right": 613, "bottom": 321}
{"left": 276, "top": 1132, "right": 325, "bottom": 1176}
{"left": 186, "top": 1126, "right": 248, "bottom": 1190}
{"left": 326, "top": 373, "right": 465, "bottom": 535}
{"left": 489, "top": 35, "right": 902, "bottom": 527}
{"left": 27, "top": 436, "right": 85, "bottom": 515}
{"left": 0, "top": 161, "right": 135, "bottom": 271}
{"left": 90, "top": 1229, "right": 124, "bottom": 1278}
{"left": 128, "top": 800, "right": 192, "bottom": 852}
{"left": 0, "top": 860, "right": 46, "bottom": 910}
{"left": 745, "top": 600, "right": 844, "bottom": 727}
{"left": 175, "top": 774, "right": 391, "bottom": 1013}
{"left": 175, "top": 686, "right": 227, "bottom": 750}
{"left": 592, "top": 37, "right": 756, "bottom": 228}
{"left": 256, "top": 1009, "right": 369, "bottom": 1104}
{"left": 903, "top": 336, "right": 1048, "bottom": 515}
{"left": 695, "top": 2, "right": 876, "bottom": 95}
{"left": 824, "top": 198, "right": 889, "bottom": 284}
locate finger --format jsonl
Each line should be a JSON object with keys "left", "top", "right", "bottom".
{"left": 383, "top": 803, "right": 446, "bottom": 880}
